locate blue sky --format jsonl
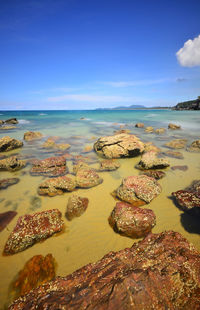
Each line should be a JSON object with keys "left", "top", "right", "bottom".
{"left": 0, "top": 0, "right": 200, "bottom": 110}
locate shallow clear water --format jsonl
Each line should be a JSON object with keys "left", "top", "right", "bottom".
{"left": 0, "top": 109, "right": 200, "bottom": 309}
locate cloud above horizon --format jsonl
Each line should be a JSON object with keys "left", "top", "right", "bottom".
{"left": 176, "top": 35, "right": 200, "bottom": 67}
{"left": 103, "top": 78, "right": 170, "bottom": 87}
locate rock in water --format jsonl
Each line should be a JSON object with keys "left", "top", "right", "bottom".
{"left": 155, "top": 128, "right": 166, "bottom": 134}
{"left": 0, "top": 136, "right": 23, "bottom": 152}
{"left": 0, "top": 211, "right": 17, "bottom": 232}
{"left": 144, "top": 126, "right": 154, "bottom": 133}
{"left": 5, "top": 118, "right": 18, "bottom": 124}
{"left": 30, "top": 156, "right": 67, "bottom": 177}
{"left": 76, "top": 167, "right": 103, "bottom": 188}
{"left": 116, "top": 175, "right": 162, "bottom": 204}
{"left": 0, "top": 156, "right": 26, "bottom": 171}
{"left": 99, "top": 159, "right": 120, "bottom": 171}
{"left": 171, "top": 165, "right": 188, "bottom": 171}
{"left": 187, "top": 140, "right": 200, "bottom": 152}
{"left": 66, "top": 194, "right": 89, "bottom": 220}
{"left": 168, "top": 123, "right": 181, "bottom": 130}
{"left": 161, "top": 150, "right": 184, "bottom": 159}
{"left": 8, "top": 231, "right": 200, "bottom": 310}
{"left": 139, "top": 170, "right": 166, "bottom": 180}
{"left": 94, "top": 133, "right": 144, "bottom": 158}
{"left": 3, "top": 209, "right": 64, "bottom": 254}
{"left": 109, "top": 202, "right": 156, "bottom": 238}
{"left": 136, "top": 151, "right": 170, "bottom": 170}
{"left": 38, "top": 175, "right": 76, "bottom": 196}
{"left": 164, "top": 139, "right": 187, "bottom": 149}
{"left": 23, "top": 131, "right": 43, "bottom": 141}
{"left": 0, "top": 178, "right": 19, "bottom": 190}
{"left": 135, "top": 122, "right": 144, "bottom": 128}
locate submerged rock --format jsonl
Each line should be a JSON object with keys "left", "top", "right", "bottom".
{"left": 30, "top": 156, "right": 67, "bottom": 177}
{"left": 116, "top": 175, "right": 162, "bottom": 204}
{"left": 0, "top": 178, "right": 19, "bottom": 190}
{"left": 161, "top": 150, "right": 184, "bottom": 159}
{"left": 168, "top": 123, "right": 181, "bottom": 130}
{"left": 8, "top": 231, "right": 200, "bottom": 310}
{"left": 114, "top": 129, "right": 131, "bottom": 135}
{"left": 109, "top": 202, "right": 156, "bottom": 238}
{"left": 66, "top": 194, "right": 89, "bottom": 220}
{"left": 140, "top": 170, "right": 166, "bottom": 180}
{"left": 82, "top": 145, "right": 93, "bottom": 153}
{"left": 164, "top": 139, "right": 187, "bottom": 149}
{"left": 186, "top": 140, "right": 200, "bottom": 152}
{"left": 24, "top": 131, "right": 43, "bottom": 141}
{"left": 0, "top": 156, "right": 26, "bottom": 171}
{"left": 42, "top": 138, "right": 56, "bottom": 149}
{"left": 42, "top": 138, "right": 71, "bottom": 151}
{"left": 171, "top": 165, "right": 188, "bottom": 171}
{"left": 38, "top": 175, "right": 76, "bottom": 196}
{"left": 144, "top": 142, "right": 161, "bottom": 153}
{"left": 76, "top": 167, "right": 103, "bottom": 188}
{"left": 0, "top": 126, "right": 17, "bottom": 130}
{"left": 155, "top": 128, "right": 166, "bottom": 134}
{"left": 0, "top": 136, "right": 23, "bottom": 152}
{"left": 94, "top": 133, "right": 144, "bottom": 158}
{"left": 99, "top": 159, "right": 120, "bottom": 171}
{"left": 135, "top": 122, "right": 144, "bottom": 128}
{"left": 0, "top": 211, "right": 17, "bottom": 232}
{"left": 144, "top": 126, "right": 154, "bottom": 133}
{"left": 136, "top": 151, "right": 170, "bottom": 170}
{"left": 3, "top": 209, "right": 64, "bottom": 255}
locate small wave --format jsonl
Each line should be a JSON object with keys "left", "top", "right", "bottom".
{"left": 79, "top": 118, "right": 91, "bottom": 121}
{"left": 145, "top": 113, "right": 157, "bottom": 118}
{"left": 39, "top": 113, "right": 48, "bottom": 115}
{"left": 18, "top": 119, "right": 30, "bottom": 124}
{"left": 0, "top": 113, "right": 4, "bottom": 115}
{"left": 93, "top": 121, "right": 116, "bottom": 126}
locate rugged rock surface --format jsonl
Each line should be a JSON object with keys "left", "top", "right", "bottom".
{"left": 72, "top": 161, "right": 90, "bottom": 174}
{"left": 23, "top": 131, "right": 43, "bottom": 141}
{"left": 76, "top": 167, "right": 103, "bottom": 188}
{"left": 94, "top": 133, "right": 144, "bottom": 158}
{"left": 144, "top": 142, "right": 161, "bottom": 153}
{"left": 99, "top": 159, "right": 120, "bottom": 171}
{"left": 5, "top": 118, "right": 18, "bottom": 124}
{"left": 42, "top": 138, "right": 56, "bottom": 149}
{"left": 0, "top": 156, "right": 26, "bottom": 171}
{"left": 0, "top": 211, "right": 17, "bottom": 232}
{"left": 8, "top": 231, "right": 200, "bottom": 310}
{"left": 116, "top": 175, "right": 162, "bottom": 204}
{"left": 172, "top": 180, "right": 200, "bottom": 216}
{"left": 187, "top": 140, "right": 200, "bottom": 152}
{"left": 38, "top": 175, "right": 76, "bottom": 196}
{"left": 144, "top": 126, "right": 154, "bottom": 133}
{"left": 164, "top": 139, "right": 187, "bottom": 149}
{"left": 109, "top": 202, "right": 156, "bottom": 238}
{"left": 135, "top": 122, "right": 144, "bottom": 128}
{"left": 0, "top": 125, "right": 17, "bottom": 130}
{"left": 161, "top": 150, "right": 184, "bottom": 159}
{"left": 171, "top": 165, "right": 188, "bottom": 171}
{"left": 0, "top": 178, "right": 19, "bottom": 189}
{"left": 0, "top": 136, "right": 23, "bottom": 152}
{"left": 30, "top": 156, "right": 67, "bottom": 177}
{"left": 66, "top": 194, "right": 89, "bottom": 220}
{"left": 136, "top": 151, "right": 170, "bottom": 170}
{"left": 140, "top": 170, "right": 166, "bottom": 180}
{"left": 3, "top": 209, "right": 64, "bottom": 255}
{"left": 155, "top": 128, "right": 166, "bottom": 134}
{"left": 168, "top": 123, "right": 181, "bottom": 130}
{"left": 42, "top": 138, "right": 71, "bottom": 151}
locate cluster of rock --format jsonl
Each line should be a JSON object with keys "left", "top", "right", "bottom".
{"left": 135, "top": 122, "right": 181, "bottom": 133}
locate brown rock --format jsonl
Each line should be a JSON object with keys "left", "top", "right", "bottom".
{"left": 30, "top": 156, "right": 67, "bottom": 177}
{"left": 161, "top": 150, "right": 184, "bottom": 159}
{"left": 144, "top": 142, "right": 161, "bottom": 153}
{"left": 42, "top": 138, "right": 56, "bottom": 149}
{"left": 94, "top": 133, "right": 145, "bottom": 158}
{"left": 0, "top": 126, "right": 17, "bottom": 130}
{"left": 82, "top": 145, "right": 93, "bottom": 153}
{"left": 0, "top": 178, "right": 19, "bottom": 189}
{"left": 145, "top": 126, "right": 154, "bottom": 133}
{"left": 164, "top": 139, "right": 187, "bottom": 149}
{"left": 42, "top": 139, "right": 70, "bottom": 151}
{"left": 114, "top": 129, "right": 131, "bottom": 135}
{"left": 0, "top": 136, "right": 23, "bottom": 152}
{"left": 0, "top": 120, "right": 4, "bottom": 125}
{"left": 0, "top": 211, "right": 17, "bottom": 232}
{"left": 76, "top": 167, "right": 103, "bottom": 188}
{"left": 135, "top": 122, "right": 144, "bottom": 128}
{"left": 136, "top": 151, "right": 170, "bottom": 170}
{"left": 24, "top": 131, "right": 43, "bottom": 141}
{"left": 140, "top": 170, "right": 166, "bottom": 180}
{"left": 99, "top": 159, "right": 120, "bottom": 171}
{"left": 38, "top": 175, "right": 76, "bottom": 196}
{"left": 66, "top": 194, "right": 89, "bottom": 220}
{"left": 0, "top": 156, "right": 26, "bottom": 171}
{"left": 109, "top": 202, "right": 156, "bottom": 238}
{"left": 3, "top": 209, "right": 64, "bottom": 254}
{"left": 171, "top": 165, "right": 188, "bottom": 171}
{"left": 8, "top": 231, "right": 200, "bottom": 310}
{"left": 155, "top": 128, "right": 166, "bottom": 134}
{"left": 5, "top": 118, "right": 18, "bottom": 124}
{"left": 168, "top": 123, "right": 181, "bottom": 130}
{"left": 187, "top": 140, "right": 200, "bottom": 152}
{"left": 73, "top": 161, "right": 90, "bottom": 174}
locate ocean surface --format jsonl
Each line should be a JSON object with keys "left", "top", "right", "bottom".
{"left": 0, "top": 109, "right": 200, "bottom": 308}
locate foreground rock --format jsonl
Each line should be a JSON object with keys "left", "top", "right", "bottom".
{"left": 140, "top": 170, "right": 166, "bottom": 180}
{"left": 23, "top": 131, "right": 43, "bottom": 141}
{"left": 187, "top": 140, "right": 200, "bottom": 152}
{"left": 136, "top": 151, "right": 170, "bottom": 170}
{"left": 172, "top": 180, "right": 200, "bottom": 216}
{"left": 0, "top": 136, "right": 23, "bottom": 152}
{"left": 66, "top": 194, "right": 89, "bottom": 220}
{"left": 99, "top": 159, "right": 120, "bottom": 171}
{"left": 0, "top": 156, "right": 26, "bottom": 171}
{"left": 9, "top": 231, "right": 200, "bottom": 310}
{"left": 38, "top": 175, "right": 76, "bottom": 196}
{"left": 30, "top": 156, "right": 67, "bottom": 177}
{"left": 3, "top": 209, "right": 64, "bottom": 255}
{"left": 116, "top": 175, "right": 161, "bottom": 205}
{"left": 76, "top": 167, "right": 103, "bottom": 188}
{"left": 109, "top": 202, "right": 156, "bottom": 238}
{"left": 94, "top": 133, "right": 144, "bottom": 158}
{"left": 0, "top": 211, "right": 17, "bottom": 232}
{"left": 0, "top": 178, "right": 19, "bottom": 189}
{"left": 164, "top": 139, "right": 187, "bottom": 149}
{"left": 168, "top": 123, "right": 181, "bottom": 130}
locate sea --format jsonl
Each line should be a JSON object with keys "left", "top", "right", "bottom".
{"left": 0, "top": 109, "right": 200, "bottom": 308}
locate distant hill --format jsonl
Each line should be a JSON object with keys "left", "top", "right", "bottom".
{"left": 96, "top": 104, "right": 170, "bottom": 110}
{"left": 173, "top": 97, "right": 200, "bottom": 110}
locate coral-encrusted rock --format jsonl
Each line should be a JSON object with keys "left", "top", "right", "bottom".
{"left": 66, "top": 194, "right": 89, "bottom": 220}
{"left": 8, "top": 231, "right": 200, "bottom": 310}
{"left": 155, "top": 128, "right": 166, "bottom": 134}
{"left": 168, "top": 123, "right": 181, "bottom": 130}
{"left": 99, "top": 159, "right": 120, "bottom": 171}
{"left": 24, "top": 131, "right": 43, "bottom": 141}
{"left": 30, "top": 156, "right": 67, "bottom": 177}
{"left": 145, "top": 126, "right": 154, "bottom": 133}
{"left": 0, "top": 136, "right": 23, "bottom": 152}
{"left": 135, "top": 122, "right": 144, "bottom": 128}
{"left": 0, "top": 211, "right": 17, "bottom": 232}
{"left": 164, "top": 139, "right": 187, "bottom": 149}
{"left": 11, "top": 254, "right": 56, "bottom": 299}
{"left": 136, "top": 151, "right": 170, "bottom": 170}
{"left": 140, "top": 170, "right": 166, "bottom": 180}
{"left": 38, "top": 175, "right": 76, "bottom": 196}
{"left": 76, "top": 167, "right": 103, "bottom": 188}
{"left": 109, "top": 202, "right": 156, "bottom": 238}
{"left": 161, "top": 150, "right": 184, "bottom": 159}
{"left": 94, "top": 134, "right": 144, "bottom": 158}
{"left": 5, "top": 118, "right": 18, "bottom": 124}
{"left": 187, "top": 140, "right": 200, "bottom": 152}
{"left": 3, "top": 209, "right": 64, "bottom": 255}
{"left": 0, "top": 178, "right": 19, "bottom": 189}
{"left": 0, "top": 156, "right": 26, "bottom": 171}
{"left": 116, "top": 175, "right": 162, "bottom": 204}
{"left": 172, "top": 180, "right": 200, "bottom": 216}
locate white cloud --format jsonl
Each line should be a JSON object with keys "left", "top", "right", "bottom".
{"left": 103, "top": 78, "right": 170, "bottom": 87}
{"left": 176, "top": 35, "right": 200, "bottom": 67}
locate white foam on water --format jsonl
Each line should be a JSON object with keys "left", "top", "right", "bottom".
{"left": 39, "top": 113, "right": 48, "bottom": 115}
{"left": 18, "top": 119, "right": 31, "bottom": 124}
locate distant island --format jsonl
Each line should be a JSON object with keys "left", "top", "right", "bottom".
{"left": 96, "top": 104, "right": 170, "bottom": 110}
{"left": 173, "top": 96, "right": 200, "bottom": 110}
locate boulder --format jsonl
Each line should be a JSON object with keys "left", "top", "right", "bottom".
{"left": 161, "top": 150, "right": 184, "bottom": 159}
{"left": 3, "top": 209, "right": 64, "bottom": 255}
{"left": 139, "top": 170, "right": 166, "bottom": 180}
{"left": 144, "top": 142, "right": 161, "bottom": 153}
{"left": 0, "top": 156, "right": 26, "bottom": 171}
{"left": 144, "top": 126, "right": 154, "bottom": 133}
{"left": 164, "top": 139, "right": 187, "bottom": 149}
{"left": 0, "top": 136, "right": 23, "bottom": 152}
{"left": 0, "top": 178, "right": 19, "bottom": 189}
{"left": 171, "top": 165, "right": 188, "bottom": 171}
{"left": 186, "top": 140, "right": 200, "bottom": 152}
{"left": 168, "top": 123, "right": 181, "bottom": 130}
{"left": 8, "top": 231, "right": 200, "bottom": 310}
{"left": 38, "top": 175, "right": 76, "bottom": 196}
{"left": 30, "top": 156, "right": 67, "bottom": 177}
{"left": 99, "top": 159, "right": 120, "bottom": 171}
{"left": 109, "top": 202, "right": 156, "bottom": 238}
{"left": 66, "top": 194, "right": 89, "bottom": 220}
{"left": 76, "top": 167, "right": 103, "bottom": 188}
{"left": 116, "top": 175, "right": 162, "bottom": 204}
{"left": 24, "top": 131, "right": 43, "bottom": 141}
{"left": 135, "top": 122, "right": 144, "bottom": 128}
{"left": 155, "top": 128, "right": 166, "bottom": 134}
{"left": 0, "top": 211, "right": 17, "bottom": 232}
{"left": 5, "top": 118, "right": 18, "bottom": 124}
{"left": 136, "top": 151, "right": 170, "bottom": 170}
{"left": 94, "top": 134, "right": 144, "bottom": 158}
